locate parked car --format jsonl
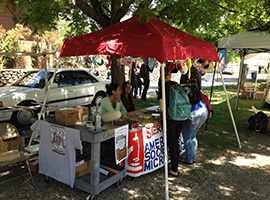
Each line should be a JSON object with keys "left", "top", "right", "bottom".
{"left": 0, "top": 68, "right": 110, "bottom": 127}
{"left": 222, "top": 66, "right": 234, "bottom": 75}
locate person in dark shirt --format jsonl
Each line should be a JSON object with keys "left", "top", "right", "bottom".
{"left": 130, "top": 62, "right": 138, "bottom": 99}
{"left": 121, "top": 81, "right": 135, "bottom": 112}
{"left": 140, "top": 58, "right": 153, "bottom": 100}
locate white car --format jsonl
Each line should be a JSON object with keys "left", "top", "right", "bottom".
{"left": 0, "top": 68, "right": 109, "bottom": 127}
{"left": 222, "top": 66, "right": 234, "bottom": 75}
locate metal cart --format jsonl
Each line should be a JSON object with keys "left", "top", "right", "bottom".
{"left": 72, "top": 123, "right": 128, "bottom": 200}
{"left": 45, "top": 116, "right": 128, "bottom": 200}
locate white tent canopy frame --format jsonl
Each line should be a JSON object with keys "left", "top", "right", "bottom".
{"left": 218, "top": 31, "right": 270, "bottom": 110}
{"left": 0, "top": 51, "right": 56, "bottom": 90}
{"left": 0, "top": 51, "right": 58, "bottom": 146}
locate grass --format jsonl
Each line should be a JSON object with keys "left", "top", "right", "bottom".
{"left": 134, "top": 82, "right": 268, "bottom": 184}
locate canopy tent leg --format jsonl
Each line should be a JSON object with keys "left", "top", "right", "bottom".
{"left": 235, "top": 50, "right": 244, "bottom": 110}
{"left": 205, "top": 63, "right": 217, "bottom": 131}
{"left": 235, "top": 49, "right": 251, "bottom": 110}
{"left": 254, "top": 66, "right": 258, "bottom": 99}
{"left": 217, "top": 62, "right": 242, "bottom": 148}
{"left": 161, "top": 63, "right": 169, "bottom": 200}
{"left": 38, "top": 59, "right": 60, "bottom": 120}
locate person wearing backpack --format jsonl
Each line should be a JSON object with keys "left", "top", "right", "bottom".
{"left": 158, "top": 67, "right": 191, "bottom": 177}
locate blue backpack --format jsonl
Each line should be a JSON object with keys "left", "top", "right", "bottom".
{"left": 167, "top": 83, "right": 191, "bottom": 121}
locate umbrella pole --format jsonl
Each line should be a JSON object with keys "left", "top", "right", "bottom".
{"left": 161, "top": 63, "right": 169, "bottom": 200}
{"left": 217, "top": 62, "right": 242, "bottom": 148}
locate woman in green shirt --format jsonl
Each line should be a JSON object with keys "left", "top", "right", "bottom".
{"left": 100, "top": 83, "right": 127, "bottom": 116}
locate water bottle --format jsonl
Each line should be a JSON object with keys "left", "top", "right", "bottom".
{"left": 95, "top": 112, "right": 102, "bottom": 133}
{"left": 90, "top": 106, "right": 96, "bottom": 121}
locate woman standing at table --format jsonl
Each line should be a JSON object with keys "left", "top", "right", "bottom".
{"left": 100, "top": 83, "right": 127, "bottom": 116}
{"left": 121, "top": 81, "right": 135, "bottom": 112}
{"left": 180, "top": 60, "right": 209, "bottom": 166}
{"left": 158, "top": 67, "right": 186, "bottom": 177}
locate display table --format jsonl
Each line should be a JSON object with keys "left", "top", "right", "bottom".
{"left": 124, "top": 106, "right": 185, "bottom": 177}
{"left": 73, "top": 122, "right": 128, "bottom": 199}
{"left": 44, "top": 117, "right": 128, "bottom": 199}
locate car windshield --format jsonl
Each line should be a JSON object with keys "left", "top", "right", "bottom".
{"left": 13, "top": 71, "right": 53, "bottom": 88}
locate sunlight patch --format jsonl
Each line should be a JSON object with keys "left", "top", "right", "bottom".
{"left": 218, "top": 185, "right": 234, "bottom": 196}
{"left": 0, "top": 171, "right": 11, "bottom": 176}
{"left": 123, "top": 188, "right": 137, "bottom": 195}
{"left": 230, "top": 153, "right": 270, "bottom": 167}
{"left": 210, "top": 156, "right": 227, "bottom": 165}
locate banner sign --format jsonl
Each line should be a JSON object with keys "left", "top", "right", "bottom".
{"left": 127, "top": 123, "right": 185, "bottom": 177}
{"left": 114, "top": 124, "right": 129, "bottom": 165}
{"left": 219, "top": 49, "right": 227, "bottom": 71}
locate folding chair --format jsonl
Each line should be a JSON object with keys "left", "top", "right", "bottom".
{"left": 243, "top": 82, "right": 256, "bottom": 100}
{"left": 0, "top": 123, "right": 34, "bottom": 185}
{"left": 24, "top": 130, "right": 39, "bottom": 158}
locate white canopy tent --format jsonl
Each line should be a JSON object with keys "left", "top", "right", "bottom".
{"left": 218, "top": 31, "right": 270, "bottom": 110}
{"left": 245, "top": 53, "right": 270, "bottom": 67}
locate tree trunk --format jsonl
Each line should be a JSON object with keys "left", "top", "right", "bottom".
{"left": 111, "top": 56, "right": 125, "bottom": 86}
{"left": 239, "top": 64, "right": 248, "bottom": 90}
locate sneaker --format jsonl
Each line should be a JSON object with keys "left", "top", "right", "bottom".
{"left": 180, "top": 159, "right": 194, "bottom": 166}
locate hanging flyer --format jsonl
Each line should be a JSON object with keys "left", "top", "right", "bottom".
{"left": 114, "top": 124, "right": 129, "bottom": 164}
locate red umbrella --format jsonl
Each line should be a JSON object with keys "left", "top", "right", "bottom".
{"left": 59, "top": 16, "right": 219, "bottom": 62}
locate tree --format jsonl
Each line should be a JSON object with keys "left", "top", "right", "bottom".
{"left": 0, "top": 0, "right": 269, "bottom": 84}
{"left": 0, "top": 24, "right": 32, "bottom": 68}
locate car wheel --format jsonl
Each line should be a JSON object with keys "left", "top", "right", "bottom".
{"left": 92, "top": 92, "right": 106, "bottom": 107}
{"left": 10, "top": 101, "right": 40, "bottom": 128}
{"left": 11, "top": 108, "right": 35, "bottom": 127}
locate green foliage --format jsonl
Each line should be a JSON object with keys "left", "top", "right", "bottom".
{"left": 1, "top": 0, "right": 269, "bottom": 80}
{"left": 0, "top": 24, "right": 63, "bottom": 69}
{"left": 0, "top": 24, "right": 31, "bottom": 68}
{"left": 0, "top": 0, "right": 7, "bottom": 11}
{"left": 1, "top": 0, "right": 269, "bottom": 43}
{"left": 14, "top": 0, "right": 68, "bottom": 34}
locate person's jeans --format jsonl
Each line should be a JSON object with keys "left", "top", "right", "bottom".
{"left": 131, "top": 76, "right": 138, "bottom": 97}
{"left": 182, "top": 107, "right": 208, "bottom": 163}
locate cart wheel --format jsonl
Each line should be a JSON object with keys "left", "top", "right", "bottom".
{"left": 116, "top": 178, "right": 123, "bottom": 188}
{"left": 86, "top": 195, "right": 96, "bottom": 200}
{"left": 45, "top": 176, "right": 51, "bottom": 184}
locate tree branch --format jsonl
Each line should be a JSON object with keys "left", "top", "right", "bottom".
{"left": 111, "top": 0, "right": 134, "bottom": 24}
{"left": 218, "top": 4, "right": 237, "bottom": 13}
{"left": 138, "top": 0, "right": 152, "bottom": 8}
{"left": 75, "top": 0, "right": 110, "bottom": 27}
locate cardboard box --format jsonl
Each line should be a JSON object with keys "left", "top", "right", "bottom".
{"left": 255, "top": 91, "right": 265, "bottom": 100}
{"left": 76, "top": 106, "right": 89, "bottom": 122}
{"left": 75, "top": 160, "right": 91, "bottom": 178}
{"left": 29, "top": 159, "right": 39, "bottom": 174}
{"left": 55, "top": 107, "right": 89, "bottom": 126}
{"left": 0, "top": 136, "right": 25, "bottom": 153}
